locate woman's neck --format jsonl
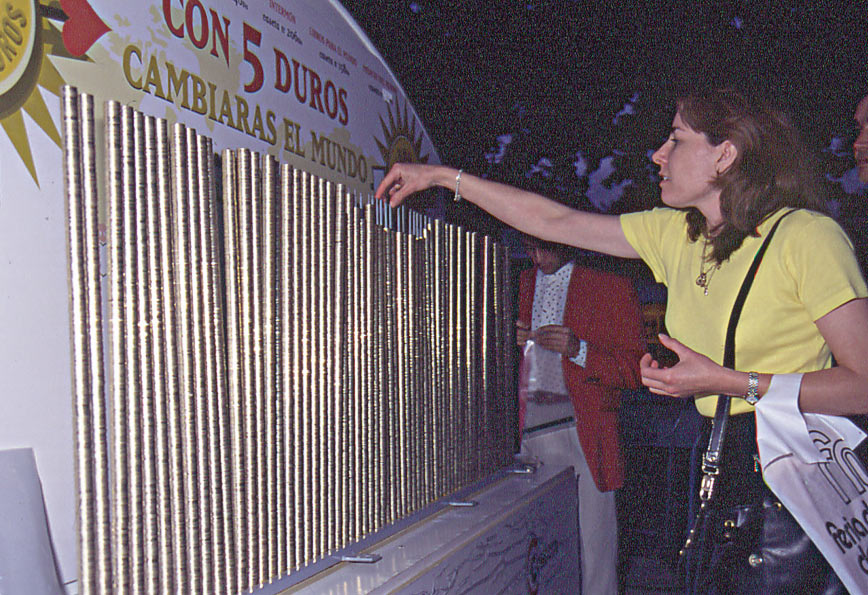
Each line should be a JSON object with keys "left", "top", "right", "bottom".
{"left": 699, "top": 196, "right": 724, "bottom": 230}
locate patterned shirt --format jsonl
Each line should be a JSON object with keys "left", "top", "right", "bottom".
{"left": 524, "top": 261, "right": 588, "bottom": 433}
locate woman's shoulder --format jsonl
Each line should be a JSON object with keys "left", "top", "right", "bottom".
{"left": 774, "top": 209, "right": 852, "bottom": 246}
{"left": 621, "top": 206, "right": 687, "bottom": 232}
{"left": 620, "top": 207, "right": 694, "bottom": 274}
{"left": 770, "top": 210, "right": 862, "bottom": 284}
{"left": 633, "top": 206, "right": 686, "bottom": 221}
{"left": 771, "top": 209, "right": 868, "bottom": 315}
{"left": 779, "top": 208, "right": 835, "bottom": 225}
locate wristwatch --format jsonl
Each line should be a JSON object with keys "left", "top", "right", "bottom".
{"left": 744, "top": 371, "right": 760, "bottom": 405}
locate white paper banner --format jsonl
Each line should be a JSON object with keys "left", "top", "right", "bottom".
{"left": 756, "top": 374, "right": 868, "bottom": 594}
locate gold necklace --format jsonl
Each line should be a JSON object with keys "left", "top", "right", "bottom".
{"left": 695, "top": 240, "right": 720, "bottom": 296}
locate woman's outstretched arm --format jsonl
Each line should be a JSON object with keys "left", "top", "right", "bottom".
{"left": 375, "top": 163, "right": 640, "bottom": 259}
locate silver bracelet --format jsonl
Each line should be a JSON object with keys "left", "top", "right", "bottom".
{"left": 744, "top": 371, "right": 760, "bottom": 405}
{"left": 453, "top": 169, "right": 463, "bottom": 202}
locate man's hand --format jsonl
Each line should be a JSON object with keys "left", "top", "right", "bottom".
{"left": 516, "top": 320, "right": 531, "bottom": 346}
{"left": 533, "top": 324, "right": 581, "bottom": 358}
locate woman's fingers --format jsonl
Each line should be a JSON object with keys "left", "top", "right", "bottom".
{"left": 640, "top": 356, "right": 686, "bottom": 397}
{"left": 374, "top": 164, "right": 403, "bottom": 201}
{"left": 639, "top": 353, "right": 658, "bottom": 369}
{"left": 640, "top": 368, "right": 675, "bottom": 396}
{"left": 647, "top": 386, "right": 674, "bottom": 396}
{"left": 657, "top": 333, "right": 688, "bottom": 358}
{"left": 374, "top": 166, "right": 408, "bottom": 207}
{"left": 374, "top": 163, "right": 433, "bottom": 207}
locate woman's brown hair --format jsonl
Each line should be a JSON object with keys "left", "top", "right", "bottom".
{"left": 677, "top": 88, "right": 827, "bottom": 263}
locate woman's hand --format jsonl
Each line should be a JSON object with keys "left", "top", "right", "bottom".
{"left": 374, "top": 163, "right": 447, "bottom": 208}
{"left": 640, "top": 333, "right": 731, "bottom": 398}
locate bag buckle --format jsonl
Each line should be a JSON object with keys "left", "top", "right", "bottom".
{"left": 699, "top": 470, "right": 718, "bottom": 502}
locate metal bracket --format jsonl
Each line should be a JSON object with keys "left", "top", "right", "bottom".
{"left": 335, "top": 553, "right": 382, "bottom": 564}
{"left": 510, "top": 462, "right": 538, "bottom": 475}
{"left": 447, "top": 500, "right": 478, "bottom": 508}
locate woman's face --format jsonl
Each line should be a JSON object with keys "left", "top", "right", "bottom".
{"left": 651, "top": 112, "right": 727, "bottom": 219}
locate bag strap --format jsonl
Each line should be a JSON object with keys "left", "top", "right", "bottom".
{"left": 699, "top": 209, "right": 794, "bottom": 498}
{"left": 679, "top": 209, "right": 794, "bottom": 556}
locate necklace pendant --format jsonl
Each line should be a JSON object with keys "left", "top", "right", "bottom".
{"left": 696, "top": 272, "right": 707, "bottom": 287}
{"left": 703, "top": 286, "right": 709, "bottom": 297}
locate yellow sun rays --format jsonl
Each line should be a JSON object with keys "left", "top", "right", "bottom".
{"left": 375, "top": 100, "right": 429, "bottom": 169}
{"left": 1, "top": 6, "right": 91, "bottom": 187}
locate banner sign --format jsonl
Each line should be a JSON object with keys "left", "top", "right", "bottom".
{"left": 0, "top": 0, "right": 438, "bottom": 588}
{"left": 1, "top": 0, "right": 437, "bottom": 190}
{"left": 756, "top": 373, "right": 868, "bottom": 594}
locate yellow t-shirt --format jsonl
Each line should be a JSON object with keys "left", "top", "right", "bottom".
{"left": 621, "top": 207, "right": 868, "bottom": 416}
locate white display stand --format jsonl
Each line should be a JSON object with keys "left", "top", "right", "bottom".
{"left": 280, "top": 465, "right": 579, "bottom": 595}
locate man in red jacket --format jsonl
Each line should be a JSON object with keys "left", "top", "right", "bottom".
{"left": 517, "top": 235, "right": 644, "bottom": 594}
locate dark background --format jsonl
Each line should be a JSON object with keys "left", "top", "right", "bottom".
{"left": 342, "top": 0, "right": 868, "bottom": 263}
{"left": 338, "top": 4, "right": 868, "bottom": 579}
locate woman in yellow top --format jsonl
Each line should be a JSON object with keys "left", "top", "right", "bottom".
{"left": 376, "top": 88, "right": 868, "bottom": 593}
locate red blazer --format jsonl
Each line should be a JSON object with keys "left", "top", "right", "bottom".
{"left": 518, "top": 264, "right": 644, "bottom": 492}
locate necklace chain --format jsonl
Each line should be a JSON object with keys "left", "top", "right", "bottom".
{"left": 695, "top": 240, "right": 720, "bottom": 296}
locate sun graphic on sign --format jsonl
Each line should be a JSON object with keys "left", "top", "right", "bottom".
{"left": 375, "top": 99, "right": 430, "bottom": 170}
{"left": 0, "top": 0, "right": 109, "bottom": 187}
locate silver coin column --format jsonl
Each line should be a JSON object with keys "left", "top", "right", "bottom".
{"left": 63, "top": 87, "right": 113, "bottom": 595}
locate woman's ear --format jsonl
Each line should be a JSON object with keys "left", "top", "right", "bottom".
{"left": 716, "top": 140, "right": 738, "bottom": 175}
